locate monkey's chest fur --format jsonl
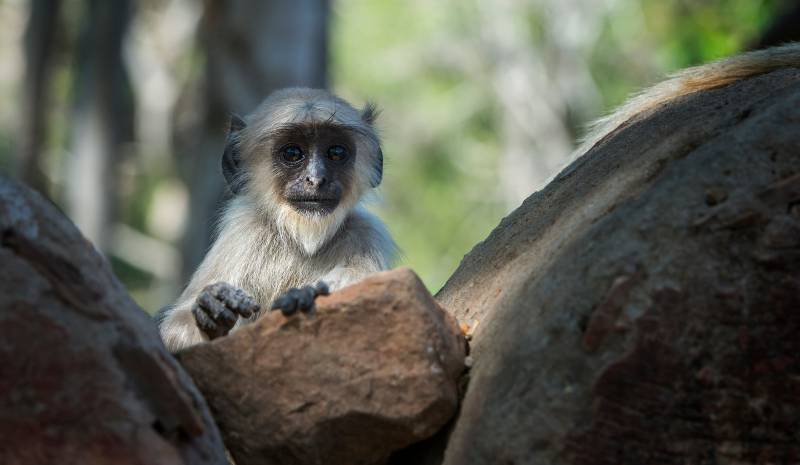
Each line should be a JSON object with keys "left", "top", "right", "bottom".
{"left": 178, "top": 201, "right": 387, "bottom": 326}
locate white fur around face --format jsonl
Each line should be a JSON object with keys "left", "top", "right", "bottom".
{"left": 275, "top": 202, "right": 349, "bottom": 256}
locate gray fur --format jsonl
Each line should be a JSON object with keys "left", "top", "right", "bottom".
{"left": 158, "top": 89, "right": 397, "bottom": 352}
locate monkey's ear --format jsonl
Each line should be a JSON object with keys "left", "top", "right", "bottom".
{"left": 361, "top": 102, "right": 382, "bottom": 187}
{"left": 361, "top": 102, "right": 380, "bottom": 126}
{"left": 221, "top": 114, "right": 247, "bottom": 195}
{"left": 371, "top": 147, "right": 383, "bottom": 187}
{"left": 229, "top": 113, "right": 246, "bottom": 132}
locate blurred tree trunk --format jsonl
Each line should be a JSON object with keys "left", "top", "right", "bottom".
{"left": 752, "top": 0, "right": 800, "bottom": 49}
{"left": 17, "top": 0, "right": 60, "bottom": 195}
{"left": 175, "top": 0, "right": 329, "bottom": 283}
{"left": 66, "top": 0, "right": 134, "bottom": 251}
{"left": 476, "top": 0, "right": 606, "bottom": 207}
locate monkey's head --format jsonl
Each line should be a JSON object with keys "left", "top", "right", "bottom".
{"left": 221, "top": 88, "right": 383, "bottom": 254}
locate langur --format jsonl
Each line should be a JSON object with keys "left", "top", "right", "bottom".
{"left": 157, "top": 88, "right": 396, "bottom": 352}
{"left": 157, "top": 44, "right": 800, "bottom": 352}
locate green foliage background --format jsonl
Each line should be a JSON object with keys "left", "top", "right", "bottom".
{"left": 330, "top": 0, "right": 783, "bottom": 293}
{"left": 0, "top": 0, "right": 786, "bottom": 306}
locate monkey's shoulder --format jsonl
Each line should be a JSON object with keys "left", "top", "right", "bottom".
{"left": 325, "top": 207, "right": 397, "bottom": 264}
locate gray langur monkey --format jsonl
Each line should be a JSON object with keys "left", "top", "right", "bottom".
{"left": 156, "top": 88, "right": 397, "bottom": 352}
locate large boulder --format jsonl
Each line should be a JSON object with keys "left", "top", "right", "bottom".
{"left": 0, "top": 176, "right": 228, "bottom": 465}
{"left": 437, "top": 69, "right": 800, "bottom": 464}
{"left": 179, "top": 268, "right": 466, "bottom": 465}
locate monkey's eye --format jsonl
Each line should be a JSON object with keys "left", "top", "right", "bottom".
{"left": 326, "top": 145, "right": 349, "bottom": 162}
{"left": 281, "top": 145, "right": 304, "bottom": 163}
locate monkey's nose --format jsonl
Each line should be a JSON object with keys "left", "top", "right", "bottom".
{"left": 305, "top": 175, "right": 327, "bottom": 188}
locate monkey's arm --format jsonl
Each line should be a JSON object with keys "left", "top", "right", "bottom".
{"left": 156, "top": 299, "right": 205, "bottom": 352}
{"left": 157, "top": 283, "right": 260, "bottom": 352}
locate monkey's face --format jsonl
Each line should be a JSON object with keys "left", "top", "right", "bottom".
{"left": 270, "top": 124, "right": 356, "bottom": 216}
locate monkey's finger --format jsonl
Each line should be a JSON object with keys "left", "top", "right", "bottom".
{"left": 193, "top": 303, "right": 225, "bottom": 339}
{"left": 216, "top": 307, "right": 238, "bottom": 328}
{"left": 208, "top": 283, "right": 259, "bottom": 317}
{"left": 230, "top": 288, "right": 259, "bottom": 318}
{"left": 234, "top": 301, "right": 258, "bottom": 318}
{"left": 205, "top": 282, "right": 232, "bottom": 299}
{"left": 296, "top": 286, "right": 316, "bottom": 313}
{"left": 314, "top": 281, "right": 330, "bottom": 296}
{"left": 197, "top": 292, "right": 238, "bottom": 328}
{"left": 273, "top": 298, "right": 297, "bottom": 316}
{"left": 271, "top": 291, "right": 299, "bottom": 316}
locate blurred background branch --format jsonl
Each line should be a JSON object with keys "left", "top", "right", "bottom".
{"left": 0, "top": 0, "right": 793, "bottom": 310}
{"left": 175, "top": 0, "right": 329, "bottom": 284}
{"left": 18, "top": 0, "right": 59, "bottom": 193}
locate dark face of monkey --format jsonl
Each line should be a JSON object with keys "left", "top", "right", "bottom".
{"left": 270, "top": 124, "right": 356, "bottom": 216}
{"left": 220, "top": 91, "right": 382, "bottom": 219}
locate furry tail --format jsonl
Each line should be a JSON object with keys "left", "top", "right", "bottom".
{"left": 574, "top": 42, "right": 800, "bottom": 158}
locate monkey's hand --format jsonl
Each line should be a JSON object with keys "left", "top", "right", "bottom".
{"left": 271, "top": 282, "right": 330, "bottom": 316}
{"left": 192, "top": 282, "right": 260, "bottom": 340}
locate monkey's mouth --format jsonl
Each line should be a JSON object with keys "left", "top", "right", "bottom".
{"left": 288, "top": 197, "right": 340, "bottom": 215}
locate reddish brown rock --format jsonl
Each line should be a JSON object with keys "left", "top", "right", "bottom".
{"left": 178, "top": 268, "right": 466, "bottom": 465}
{"left": 0, "top": 176, "right": 228, "bottom": 465}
